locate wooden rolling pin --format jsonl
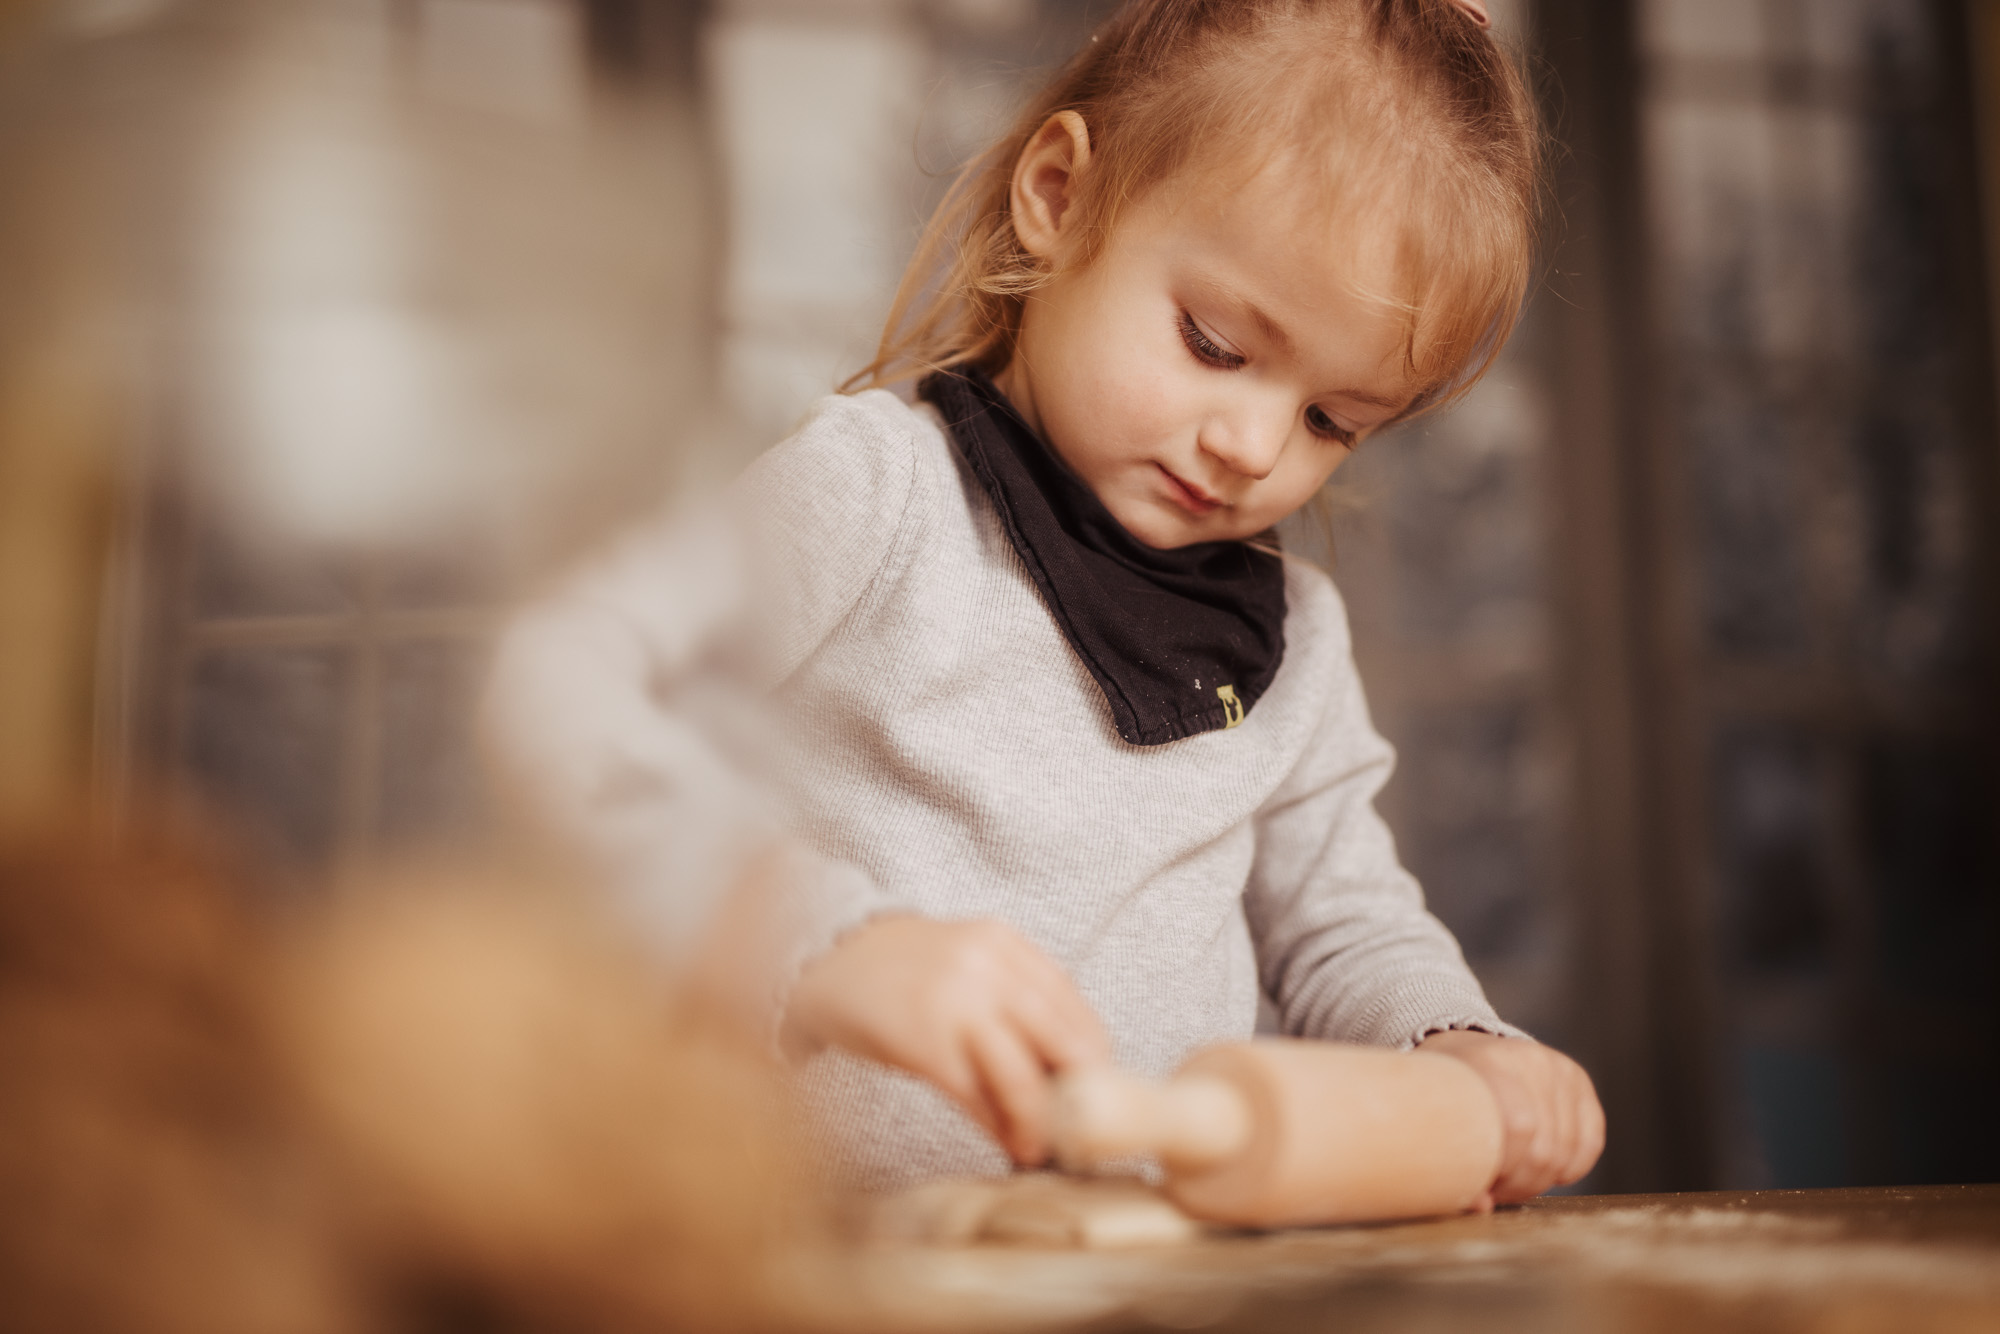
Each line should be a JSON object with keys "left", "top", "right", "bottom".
{"left": 1051, "top": 1038, "right": 1503, "bottom": 1229}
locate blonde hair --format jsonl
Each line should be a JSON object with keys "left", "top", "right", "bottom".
{"left": 846, "top": 0, "right": 1543, "bottom": 416}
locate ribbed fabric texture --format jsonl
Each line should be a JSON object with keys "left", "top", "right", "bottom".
{"left": 486, "top": 390, "right": 1520, "bottom": 1192}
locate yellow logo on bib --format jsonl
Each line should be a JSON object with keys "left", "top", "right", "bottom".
{"left": 1217, "top": 683, "right": 1245, "bottom": 728}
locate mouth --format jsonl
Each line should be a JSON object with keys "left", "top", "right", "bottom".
{"left": 1156, "top": 464, "right": 1223, "bottom": 516}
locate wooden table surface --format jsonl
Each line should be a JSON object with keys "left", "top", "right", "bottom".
{"left": 860, "top": 1183, "right": 2000, "bottom": 1333}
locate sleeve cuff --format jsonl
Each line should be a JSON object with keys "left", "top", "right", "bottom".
{"left": 1407, "top": 1015, "right": 1536, "bottom": 1049}
{"left": 1333, "top": 970, "right": 1533, "bottom": 1050}
{"left": 763, "top": 847, "right": 902, "bottom": 1056}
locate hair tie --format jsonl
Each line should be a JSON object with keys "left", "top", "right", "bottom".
{"left": 1450, "top": 0, "right": 1491, "bottom": 27}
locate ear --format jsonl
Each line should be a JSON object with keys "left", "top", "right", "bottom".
{"left": 1010, "top": 110, "right": 1093, "bottom": 262}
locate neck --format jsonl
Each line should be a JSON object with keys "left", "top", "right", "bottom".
{"left": 989, "top": 356, "right": 1046, "bottom": 442}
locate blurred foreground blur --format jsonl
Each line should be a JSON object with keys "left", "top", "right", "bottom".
{"left": 0, "top": 817, "right": 819, "bottom": 1334}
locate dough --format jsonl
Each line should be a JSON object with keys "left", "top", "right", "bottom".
{"left": 869, "top": 1174, "right": 1208, "bottom": 1249}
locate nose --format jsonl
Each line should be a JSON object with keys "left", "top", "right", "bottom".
{"left": 1196, "top": 400, "right": 1290, "bottom": 482}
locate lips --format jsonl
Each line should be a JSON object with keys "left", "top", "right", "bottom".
{"left": 1157, "top": 464, "right": 1223, "bottom": 516}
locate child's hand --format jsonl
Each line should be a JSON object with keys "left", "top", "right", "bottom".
{"left": 783, "top": 915, "right": 1111, "bottom": 1165}
{"left": 1416, "top": 1029, "right": 1604, "bottom": 1204}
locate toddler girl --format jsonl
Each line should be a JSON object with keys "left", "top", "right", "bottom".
{"left": 490, "top": 0, "right": 1604, "bottom": 1202}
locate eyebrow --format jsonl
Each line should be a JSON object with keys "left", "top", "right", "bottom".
{"left": 1205, "top": 281, "right": 1410, "bottom": 412}
{"left": 1341, "top": 386, "right": 1409, "bottom": 409}
{"left": 1240, "top": 300, "right": 1294, "bottom": 356}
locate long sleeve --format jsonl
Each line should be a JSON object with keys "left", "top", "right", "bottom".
{"left": 1243, "top": 573, "right": 1528, "bottom": 1050}
{"left": 481, "top": 392, "right": 924, "bottom": 974}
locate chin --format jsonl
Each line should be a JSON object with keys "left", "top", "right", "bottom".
{"left": 1107, "top": 496, "right": 1228, "bottom": 550}
{"left": 1113, "top": 511, "right": 1190, "bottom": 550}
{"left": 1131, "top": 521, "right": 1212, "bottom": 551}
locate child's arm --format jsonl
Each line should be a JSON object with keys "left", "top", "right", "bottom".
{"left": 485, "top": 394, "right": 1115, "bottom": 1164}
{"left": 484, "top": 508, "right": 787, "bottom": 947}
{"left": 783, "top": 916, "right": 1111, "bottom": 1166}
{"left": 1242, "top": 577, "right": 1602, "bottom": 1198}
{"left": 484, "top": 396, "right": 925, "bottom": 992}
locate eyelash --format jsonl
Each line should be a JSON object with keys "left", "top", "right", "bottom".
{"left": 1177, "top": 309, "right": 1356, "bottom": 448}
{"left": 1177, "top": 310, "right": 1243, "bottom": 369}
{"left": 1305, "top": 405, "right": 1357, "bottom": 448}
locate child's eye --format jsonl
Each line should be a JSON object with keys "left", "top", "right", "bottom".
{"left": 1177, "top": 310, "right": 1245, "bottom": 369}
{"left": 1304, "top": 404, "right": 1356, "bottom": 446}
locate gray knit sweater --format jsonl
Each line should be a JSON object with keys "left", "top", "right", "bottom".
{"left": 486, "top": 389, "right": 1517, "bottom": 1191}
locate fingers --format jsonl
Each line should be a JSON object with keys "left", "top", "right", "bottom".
{"left": 966, "top": 1020, "right": 1058, "bottom": 1164}
{"left": 1541, "top": 1065, "right": 1577, "bottom": 1185}
{"left": 1467, "top": 1042, "right": 1605, "bottom": 1204}
{"left": 982, "top": 924, "right": 1112, "bottom": 1066}
{"left": 1560, "top": 1065, "right": 1607, "bottom": 1186}
{"left": 787, "top": 913, "right": 1117, "bottom": 1167}
{"left": 934, "top": 997, "right": 1095, "bottom": 1165}
{"left": 1525, "top": 1053, "right": 1601, "bottom": 1194}
{"left": 1484, "top": 1060, "right": 1542, "bottom": 1203}
{"left": 1549, "top": 1067, "right": 1580, "bottom": 1184}
{"left": 1004, "top": 962, "right": 1111, "bottom": 1071}
{"left": 795, "top": 916, "right": 1109, "bottom": 1163}
{"left": 1490, "top": 1106, "right": 1554, "bottom": 1203}
{"left": 977, "top": 928, "right": 1111, "bottom": 1162}
{"left": 923, "top": 1042, "right": 1006, "bottom": 1145}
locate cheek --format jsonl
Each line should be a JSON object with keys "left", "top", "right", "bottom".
{"left": 1256, "top": 444, "right": 1346, "bottom": 519}
{"left": 1097, "top": 316, "right": 1203, "bottom": 443}
{"left": 1044, "top": 313, "right": 1184, "bottom": 461}
{"left": 1114, "top": 362, "right": 1186, "bottom": 448}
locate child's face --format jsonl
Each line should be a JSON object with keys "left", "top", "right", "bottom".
{"left": 999, "top": 152, "right": 1417, "bottom": 550}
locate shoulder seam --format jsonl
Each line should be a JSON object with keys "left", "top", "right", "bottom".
{"left": 826, "top": 392, "right": 928, "bottom": 635}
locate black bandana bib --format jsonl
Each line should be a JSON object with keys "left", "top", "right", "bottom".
{"left": 922, "top": 368, "right": 1287, "bottom": 746}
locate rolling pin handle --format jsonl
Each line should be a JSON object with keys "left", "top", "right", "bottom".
{"left": 1052, "top": 1067, "right": 1253, "bottom": 1174}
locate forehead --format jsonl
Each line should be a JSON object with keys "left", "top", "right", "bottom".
{"left": 1135, "top": 158, "right": 1419, "bottom": 397}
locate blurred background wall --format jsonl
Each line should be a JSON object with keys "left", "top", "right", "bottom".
{"left": 0, "top": 0, "right": 1994, "bottom": 1195}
